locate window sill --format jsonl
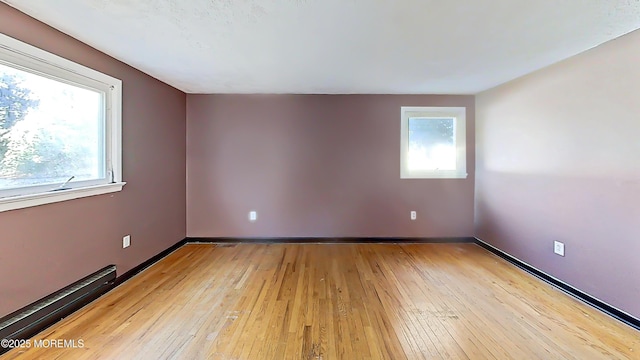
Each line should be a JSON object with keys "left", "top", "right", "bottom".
{"left": 0, "top": 182, "right": 126, "bottom": 213}
{"left": 401, "top": 172, "right": 468, "bottom": 179}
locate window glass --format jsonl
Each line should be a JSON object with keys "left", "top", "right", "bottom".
{"left": 407, "top": 117, "right": 456, "bottom": 171}
{"left": 0, "top": 63, "right": 105, "bottom": 191}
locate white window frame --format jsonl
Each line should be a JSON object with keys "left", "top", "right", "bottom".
{"left": 0, "top": 33, "right": 125, "bottom": 212}
{"left": 400, "top": 106, "right": 467, "bottom": 179}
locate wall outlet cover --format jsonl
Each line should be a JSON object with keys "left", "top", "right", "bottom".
{"left": 554, "top": 241, "right": 565, "bottom": 256}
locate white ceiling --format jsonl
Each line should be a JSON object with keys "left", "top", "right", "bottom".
{"left": 3, "top": 0, "right": 640, "bottom": 94}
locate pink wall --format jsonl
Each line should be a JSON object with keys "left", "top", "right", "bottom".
{"left": 0, "top": 4, "right": 186, "bottom": 317}
{"left": 476, "top": 30, "right": 640, "bottom": 318}
{"left": 187, "top": 94, "right": 475, "bottom": 238}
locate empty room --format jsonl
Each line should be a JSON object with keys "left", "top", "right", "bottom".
{"left": 0, "top": 1, "right": 639, "bottom": 359}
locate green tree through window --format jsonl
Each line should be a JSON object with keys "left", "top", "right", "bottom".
{"left": 0, "top": 63, "right": 103, "bottom": 189}
{"left": 0, "top": 73, "right": 39, "bottom": 161}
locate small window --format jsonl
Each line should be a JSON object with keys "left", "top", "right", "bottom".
{"left": 0, "top": 33, "right": 124, "bottom": 212}
{"left": 400, "top": 107, "right": 466, "bottom": 179}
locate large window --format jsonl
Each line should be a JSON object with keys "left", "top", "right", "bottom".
{"left": 0, "top": 33, "right": 123, "bottom": 212}
{"left": 400, "top": 106, "right": 467, "bottom": 179}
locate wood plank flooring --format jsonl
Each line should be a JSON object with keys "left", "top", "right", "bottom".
{"left": 3, "top": 243, "right": 639, "bottom": 359}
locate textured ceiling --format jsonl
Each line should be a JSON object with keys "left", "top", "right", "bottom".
{"left": 2, "top": 0, "right": 640, "bottom": 94}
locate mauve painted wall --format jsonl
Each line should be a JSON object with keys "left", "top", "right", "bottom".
{"left": 476, "top": 30, "right": 640, "bottom": 318}
{"left": 0, "top": 4, "right": 186, "bottom": 317}
{"left": 187, "top": 94, "right": 475, "bottom": 238}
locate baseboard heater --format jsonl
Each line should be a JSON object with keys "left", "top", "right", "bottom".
{"left": 0, "top": 265, "right": 116, "bottom": 352}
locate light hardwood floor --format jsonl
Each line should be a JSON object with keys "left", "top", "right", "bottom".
{"left": 3, "top": 243, "right": 639, "bottom": 359}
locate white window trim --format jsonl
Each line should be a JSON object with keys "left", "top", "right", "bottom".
{"left": 0, "top": 182, "right": 125, "bottom": 212}
{"left": 400, "top": 106, "right": 467, "bottom": 179}
{"left": 0, "top": 33, "right": 125, "bottom": 212}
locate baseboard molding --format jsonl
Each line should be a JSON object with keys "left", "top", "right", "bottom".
{"left": 13, "top": 235, "right": 631, "bottom": 357}
{"left": 474, "top": 237, "right": 640, "bottom": 332}
{"left": 187, "top": 236, "right": 476, "bottom": 244}
{"left": 112, "top": 238, "right": 188, "bottom": 287}
{"left": 0, "top": 237, "right": 188, "bottom": 355}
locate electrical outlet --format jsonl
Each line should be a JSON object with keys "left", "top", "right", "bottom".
{"left": 123, "top": 235, "right": 131, "bottom": 249}
{"left": 410, "top": 211, "right": 417, "bottom": 220}
{"left": 248, "top": 211, "right": 257, "bottom": 222}
{"left": 554, "top": 241, "right": 565, "bottom": 257}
